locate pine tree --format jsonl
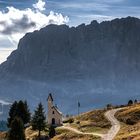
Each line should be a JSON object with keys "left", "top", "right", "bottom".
{"left": 7, "top": 100, "right": 30, "bottom": 127}
{"left": 24, "top": 100, "right": 31, "bottom": 126}
{"left": 7, "top": 101, "right": 18, "bottom": 127}
{"left": 128, "top": 100, "right": 133, "bottom": 106}
{"left": 31, "top": 103, "right": 46, "bottom": 137}
{"left": 8, "top": 117, "right": 25, "bottom": 140}
{"left": 17, "top": 100, "right": 31, "bottom": 125}
{"left": 134, "top": 99, "right": 138, "bottom": 104}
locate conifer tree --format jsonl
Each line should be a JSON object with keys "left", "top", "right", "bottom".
{"left": 31, "top": 103, "right": 46, "bottom": 137}
{"left": 8, "top": 117, "right": 25, "bottom": 140}
{"left": 7, "top": 101, "right": 18, "bottom": 127}
{"left": 128, "top": 100, "right": 133, "bottom": 106}
{"left": 7, "top": 100, "right": 30, "bottom": 127}
{"left": 17, "top": 100, "right": 31, "bottom": 125}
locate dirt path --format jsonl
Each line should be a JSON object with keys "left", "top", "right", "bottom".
{"left": 60, "top": 126, "right": 104, "bottom": 137}
{"left": 102, "top": 109, "right": 121, "bottom": 140}
{"left": 60, "top": 108, "right": 121, "bottom": 140}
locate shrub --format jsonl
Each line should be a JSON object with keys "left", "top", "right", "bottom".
{"left": 134, "top": 99, "right": 138, "bottom": 104}
{"left": 126, "top": 118, "right": 136, "bottom": 125}
{"left": 106, "top": 104, "right": 113, "bottom": 109}
{"left": 63, "top": 118, "right": 74, "bottom": 124}
{"left": 128, "top": 100, "right": 133, "bottom": 106}
{"left": 76, "top": 121, "right": 80, "bottom": 124}
{"left": 49, "top": 126, "right": 56, "bottom": 138}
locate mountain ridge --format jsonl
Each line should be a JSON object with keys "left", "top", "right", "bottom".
{"left": 0, "top": 16, "right": 140, "bottom": 114}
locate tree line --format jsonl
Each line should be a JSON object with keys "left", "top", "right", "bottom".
{"left": 7, "top": 100, "right": 55, "bottom": 140}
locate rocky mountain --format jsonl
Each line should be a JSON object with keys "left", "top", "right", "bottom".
{"left": 0, "top": 17, "right": 140, "bottom": 114}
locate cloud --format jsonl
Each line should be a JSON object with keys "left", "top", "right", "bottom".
{"left": 0, "top": 48, "right": 14, "bottom": 64}
{"left": 1, "top": 15, "right": 36, "bottom": 35}
{"left": 0, "top": 99, "right": 11, "bottom": 105}
{"left": 77, "top": 14, "right": 115, "bottom": 22}
{"left": 0, "top": 0, "right": 69, "bottom": 43}
{"left": 33, "top": 0, "right": 45, "bottom": 11}
{"left": 0, "top": 0, "right": 69, "bottom": 63}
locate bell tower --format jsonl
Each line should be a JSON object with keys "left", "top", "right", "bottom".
{"left": 47, "top": 93, "right": 62, "bottom": 126}
{"left": 47, "top": 93, "right": 53, "bottom": 124}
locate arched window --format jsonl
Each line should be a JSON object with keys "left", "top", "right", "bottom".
{"left": 52, "top": 111, "right": 55, "bottom": 114}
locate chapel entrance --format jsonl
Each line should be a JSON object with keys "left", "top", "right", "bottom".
{"left": 52, "top": 118, "right": 55, "bottom": 125}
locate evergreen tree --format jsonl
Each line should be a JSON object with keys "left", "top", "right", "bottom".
{"left": 7, "top": 100, "right": 30, "bottom": 127}
{"left": 134, "top": 99, "right": 138, "bottom": 104}
{"left": 8, "top": 117, "right": 25, "bottom": 140}
{"left": 31, "top": 103, "right": 46, "bottom": 137}
{"left": 128, "top": 100, "right": 133, "bottom": 106}
{"left": 49, "top": 126, "right": 56, "bottom": 138}
{"left": 24, "top": 101, "right": 31, "bottom": 123}
{"left": 17, "top": 100, "right": 31, "bottom": 125}
{"left": 7, "top": 101, "right": 18, "bottom": 127}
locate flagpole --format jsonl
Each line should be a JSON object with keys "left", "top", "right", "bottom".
{"left": 78, "top": 101, "right": 80, "bottom": 116}
{"left": 78, "top": 104, "right": 79, "bottom": 115}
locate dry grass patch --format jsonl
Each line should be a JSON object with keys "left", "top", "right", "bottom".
{"left": 53, "top": 127, "right": 100, "bottom": 140}
{"left": 25, "top": 126, "right": 48, "bottom": 139}
{"left": 116, "top": 104, "right": 140, "bottom": 125}
{"left": 114, "top": 122, "right": 140, "bottom": 140}
{"left": 0, "top": 132, "right": 7, "bottom": 139}
{"left": 64, "top": 109, "right": 111, "bottom": 134}
{"left": 115, "top": 104, "right": 140, "bottom": 140}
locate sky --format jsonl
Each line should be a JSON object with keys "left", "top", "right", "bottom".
{"left": 0, "top": 0, "right": 140, "bottom": 63}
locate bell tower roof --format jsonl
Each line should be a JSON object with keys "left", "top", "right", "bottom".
{"left": 47, "top": 93, "right": 53, "bottom": 101}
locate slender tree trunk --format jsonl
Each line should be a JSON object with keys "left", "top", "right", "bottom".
{"left": 38, "top": 130, "right": 41, "bottom": 137}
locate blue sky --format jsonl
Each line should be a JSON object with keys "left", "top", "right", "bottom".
{"left": 0, "top": 0, "right": 140, "bottom": 25}
{"left": 0, "top": 0, "right": 140, "bottom": 63}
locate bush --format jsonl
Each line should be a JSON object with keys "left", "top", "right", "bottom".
{"left": 128, "top": 100, "right": 133, "bottom": 106}
{"left": 106, "top": 104, "right": 113, "bottom": 109}
{"left": 134, "top": 99, "right": 138, "bottom": 104}
{"left": 126, "top": 118, "right": 136, "bottom": 125}
{"left": 63, "top": 118, "right": 74, "bottom": 124}
{"left": 76, "top": 121, "right": 80, "bottom": 124}
{"left": 49, "top": 126, "right": 56, "bottom": 138}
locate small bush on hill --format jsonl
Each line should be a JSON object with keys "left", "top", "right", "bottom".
{"left": 49, "top": 126, "right": 56, "bottom": 138}
{"left": 63, "top": 118, "right": 74, "bottom": 124}
{"left": 106, "top": 104, "right": 113, "bottom": 109}
{"left": 76, "top": 121, "right": 80, "bottom": 124}
{"left": 126, "top": 118, "right": 136, "bottom": 125}
{"left": 128, "top": 100, "right": 133, "bottom": 106}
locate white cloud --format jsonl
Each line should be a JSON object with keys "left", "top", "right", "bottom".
{"left": 0, "top": 0, "right": 69, "bottom": 43}
{"left": 0, "top": 48, "right": 14, "bottom": 64}
{"left": 77, "top": 14, "right": 116, "bottom": 22}
{"left": 0, "top": 99, "right": 11, "bottom": 105}
{"left": 33, "top": 0, "right": 46, "bottom": 11}
{"left": 0, "top": 0, "right": 69, "bottom": 64}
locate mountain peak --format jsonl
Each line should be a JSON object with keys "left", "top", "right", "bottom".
{"left": 0, "top": 17, "right": 140, "bottom": 113}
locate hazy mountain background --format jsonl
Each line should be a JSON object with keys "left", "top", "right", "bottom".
{"left": 0, "top": 17, "right": 140, "bottom": 116}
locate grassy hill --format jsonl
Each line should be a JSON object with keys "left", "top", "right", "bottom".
{"left": 115, "top": 103, "right": 140, "bottom": 140}
{"left": 0, "top": 108, "right": 109, "bottom": 140}
{"left": 3, "top": 104, "right": 140, "bottom": 140}
{"left": 54, "top": 128, "right": 100, "bottom": 140}
{"left": 64, "top": 109, "right": 111, "bottom": 133}
{"left": 25, "top": 108, "right": 111, "bottom": 140}
{"left": 53, "top": 109, "right": 111, "bottom": 140}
